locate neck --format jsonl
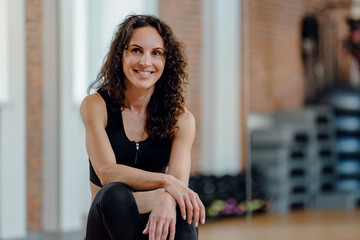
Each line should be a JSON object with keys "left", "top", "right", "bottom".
{"left": 124, "top": 84, "right": 154, "bottom": 113}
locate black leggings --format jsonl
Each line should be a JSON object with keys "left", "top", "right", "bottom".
{"left": 85, "top": 182, "right": 198, "bottom": 240}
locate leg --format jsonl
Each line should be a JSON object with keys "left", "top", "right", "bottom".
{"left": 86, "top": 182, "right": 145, "bottom": 240}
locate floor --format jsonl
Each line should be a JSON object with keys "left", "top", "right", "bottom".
{"left": 198, "top": 209, "right": 360, "bottom": 240}
{"left": 5, "top": 209, "right": 360, "bottom": 240}
{"left": 5, "top": 231, "right": 85, "bottom": 240}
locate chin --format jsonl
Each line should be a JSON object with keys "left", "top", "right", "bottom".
{"left": 135, "top": 82, "right": 156, "bottom": 90}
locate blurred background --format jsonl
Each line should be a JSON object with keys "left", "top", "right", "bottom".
{"left": 1, "top": 0, "right": 360, "bottom": 239}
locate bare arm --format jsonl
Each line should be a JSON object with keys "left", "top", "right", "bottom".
{"left": 167, "top": 109, "right": 194, "bottom": 185}
{"left": 165, "top": 109, "right": 205, "bottom": 225}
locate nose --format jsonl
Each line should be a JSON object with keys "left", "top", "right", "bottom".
{"left": 140, "top": 53, "right": 151, "bottom": 67}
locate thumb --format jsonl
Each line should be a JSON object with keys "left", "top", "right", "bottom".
{"left": 143, "top": 221, "right": 150, "bottom": 234}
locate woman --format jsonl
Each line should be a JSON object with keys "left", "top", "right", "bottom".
{"left": 80, "top": 15, "right": 205, "bottom": 240}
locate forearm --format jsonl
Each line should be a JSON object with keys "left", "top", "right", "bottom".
{"left": 133, "top": 189, "right": 177, "bottom": 216}
{"left": 133, "top": 188, "right": 167, "bottom": 214}
{"left": 167, "top": 166, "right": 190, "bottom": 186}
{"left": 166, "top": 151, "right": 191, "bottom": 186}
{"left": 99, "top": 163, "right": 169, "bottom": 190}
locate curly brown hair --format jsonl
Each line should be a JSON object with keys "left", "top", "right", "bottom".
{"left": 88, "top": 15, "right": 188, "bottom": 140}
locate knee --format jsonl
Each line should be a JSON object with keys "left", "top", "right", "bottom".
{"left": 95, "top": 182, "right": 133, "bottom": 212}
{"left": 101, "top": 182, "right": 131, "bottom": 196}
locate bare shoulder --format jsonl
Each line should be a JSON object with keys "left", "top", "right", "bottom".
{"left": 175, "top": 107, "right": 195, "bottom": 138}
{"left": 177, "top": 107, "right": 195, "bottom": 126}
{"left": 81, "top": 92, "right": 104, "bottom": 108}
{"left": 80, "top": 93, "right": 106, "bottom": 127}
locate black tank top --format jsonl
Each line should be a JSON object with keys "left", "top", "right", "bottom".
{"left": 89, "top": 90, "right": 172, "bottom": 187}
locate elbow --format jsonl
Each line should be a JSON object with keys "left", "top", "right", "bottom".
{"left": 98, "top": 165, "right": 113, "bottom": 186}
{"left": 99, "top": 177, "right": 109, "bottom": 187}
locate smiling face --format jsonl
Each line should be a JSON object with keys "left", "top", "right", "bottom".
{"left": 122, "top": 26, "right": 165, "bottom": 91}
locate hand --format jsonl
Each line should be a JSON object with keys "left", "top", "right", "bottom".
{"left": 143, "top": 191, "right": 177, "bottom": 240}
{"left": 164, "top": 175, "right": 206, "bottom": 227}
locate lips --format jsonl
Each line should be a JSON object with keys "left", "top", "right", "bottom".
{"left": 134, "top": 69, "right": 154, "bottom": 77}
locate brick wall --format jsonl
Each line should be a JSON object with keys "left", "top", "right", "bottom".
{"left": 159, "top": 0, "right": 203, "bottom": 174}
{"left": 247, "top": 0, "right": 351, "bottom": 113}
{"left": 26, "top": 0, "right": 43, "bottom": 231}
{"left": 241, "top": 0, "right": 351, "bottom": 168}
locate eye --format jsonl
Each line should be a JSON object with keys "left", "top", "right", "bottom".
{"left": 131, "top": 48, "right": 142, "bottom": 54}
{"left": 152, "top": 50, "right": 163, "bottom": 56}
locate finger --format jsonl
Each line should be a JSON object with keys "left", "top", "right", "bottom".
{"left": 176, "top": 197, "right": 187, "bottom": 221}
{"left": 169, "top": 219, "right": 176, "bottom": 240}
{"left": 191, "top": 195, "right": 200, "bottom": 227}
{"left": 155, "top": 221, "right": 164, "bottom": 240}
{"left": 143, "top": 221, "right": 150, "bottom": 234}
{"left": 149, "top": 218, "right": 157, "bottom": 240}
{"left": 160, "top": 222, "right": 169, "bottom": 240}
{"left": 198, "top": 198, "right": 206, "bottom": 224}
{"left": 185, "top": 195, "right": 193, "bottom": 224}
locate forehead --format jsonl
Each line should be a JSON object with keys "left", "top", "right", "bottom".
{"left": 129, "top": 26, "right": 164, "bottom": 48}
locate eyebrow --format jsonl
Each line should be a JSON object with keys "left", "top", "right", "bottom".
{"left": 129, "top": 44, "right": 164, "bottom": 51}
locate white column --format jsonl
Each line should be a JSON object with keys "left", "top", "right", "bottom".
{"left": 201, "top": 0, "right": 241, "bottom": 176}
{"left": 59, "top": 0, "right": 90, "bottom": 231}
{"left": 42, "top": 0, "right": 60, "bottom": 232}
{"left": 0, "top": 0, "right": 27, "bottom": 238}
{"left": 0, "top": 0, "right": 9, "bottom": 103}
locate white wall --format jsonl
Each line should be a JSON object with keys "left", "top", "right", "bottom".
{"left": 201, "top": 0, "right": 242, "bottom": 176}
{"left": 0, "top": 0, "right": 27, "bottom": 238}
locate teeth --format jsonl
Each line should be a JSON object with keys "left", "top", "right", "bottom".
{"left": 138, "top": 71, "right": 151, "bottom": 75}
